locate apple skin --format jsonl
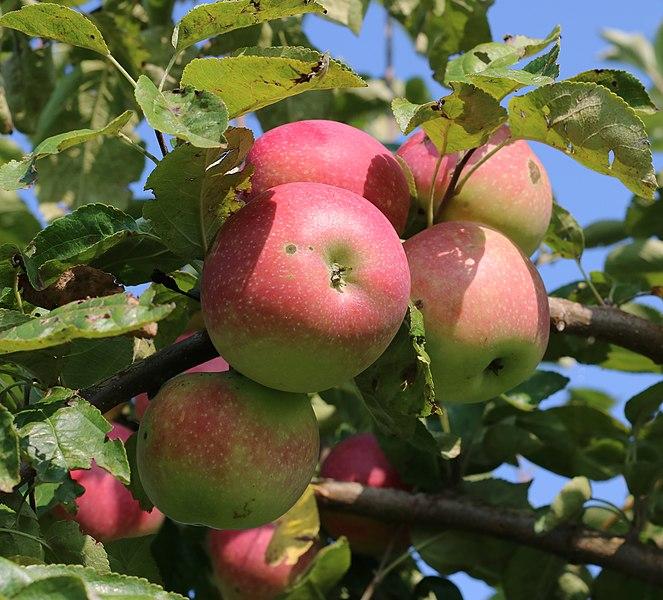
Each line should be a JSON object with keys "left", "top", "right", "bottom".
{"left": 133, "top": 332, "right": 229, "bottom": 419}
{"left": 62, "top": 423, "right": 164, "bottom": 542}
{"left": 209, "top": 524, "right": 316, "bottom": 600}
{"left": 136, "top": 370, "right": 319, "bottom": 529}
{"left": 397, "top": 126, "right": 552, "bottom": 255}
{"left": 245, "top": 120, "right": 410, "bottom": 233}
{"left": 319, "top": 433, "right": 410, "bottom": 556}
{"left": 404, "top": 221, "right": 550, "bottom": 404}
{"left": 396, "top": 129, "right": 457, "bottom": 214}
{"left": 201, "top": 181, "right": 411, "bottom": 393}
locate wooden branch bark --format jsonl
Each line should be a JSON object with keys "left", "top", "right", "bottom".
{"left": 315, "top": 480, "right": 663, "bottom": 587}
{"left": 80, "top": 297, "right": 663, "bottom": 413}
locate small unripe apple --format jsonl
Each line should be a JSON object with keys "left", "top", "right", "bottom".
{"left": 133, "top": 332, "right": 229, "bottom": 419}
{"left": 209, "top": 524, "right": 316, "bottom": 600}
{"left": 397, "top": 126, "right": 553, "bottom": 255}
{"left": 136, "top": 371, "right": 319, "bottom": 529}
{"left": 61, "top": 423, "right": 164, "bottom": 542}
{"left": 246, "top": 120, "right": 410, "bottom": 233}
{"left": 404, "top": 221, "right": 549, "bottom": 404}
{"left": 319, "top": 433, "right": 410, "bottom": 556}
{"left": 201, "top": 182, "right": 411, "bottom": 393}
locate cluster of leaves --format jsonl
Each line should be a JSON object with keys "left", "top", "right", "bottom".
{"left": 0, "top": 0, "right": 659, "bottom": 597}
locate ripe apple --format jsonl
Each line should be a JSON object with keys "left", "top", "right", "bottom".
{"left": 396, "top": 129, "right": 457, "bottom": 214}
{"left": 245, "top": 120, "right": 410, "bottom": 233}
{"left": 319, "top": 433, "right": 410, "bottom": 556}
{"left": 61, "top": 423, "right": 164, "bottom": 542}
{"left": 397, "top": 126, "right": 553, "bottom": 255}
{"left": 136, "top": 370, "right": 319, "bottom": 529}
{"left": 404, "top": 221, "right": 550, "bottom": 404}
{"left": 209, "top": 524, "right": 316, "bottom": 600}
{"left": 201, "top": 181, "right": 411, "bottom": 393}
{"left": 133, "top": 332, "right": 229, "bottom": 419}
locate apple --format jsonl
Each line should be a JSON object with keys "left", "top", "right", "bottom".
{"left": 404, "top": 221, "right": 550, "bottom": 404}
{"left": 133, "top": 332, "right": 229, "bottom": 419}
{"left": 396, "top": 129, "right": 457, "bottom": 214}
{"left": 61, "top": 423, "right": 164, "bottom": 542}
{"left": 136, "top": 370, "right": 319, "bottom": 529}
{"left": 209, "top": 524, "right": 316, "bottom": 600}
{"left": 319, "top": 433, "right": 410, "bottom": 556}
{"left": 201, "top": 181, "right": 411, "bottom": 393}
{"left": 397, "top": 126, "right": 553, "bottom": 255}
{"left": 245, "top": 120, "right": 410, "bottom": 233}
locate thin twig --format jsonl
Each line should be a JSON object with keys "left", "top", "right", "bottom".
{"left": 575, "top": 258, "right": 606, "bottom": 306}
{"left": 359, "top": 525, "right": 403, "bottom": 600}
{"left": 453, "top": 136, "right": 511, "bottom": 197}
{"left": 154, "top": 130, "right": 169, "bottom": 157}
{"left": 118, "top": 132, "right": 159, "bottom": 165}
{"left": 107, "top": 54, "right": 137, "bottom": 88}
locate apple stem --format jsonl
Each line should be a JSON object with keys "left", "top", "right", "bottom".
{"left": 359, "top": 524, "right": 405, "bottom": 600}
{"left": 434, "top": 147, "right": 478, "bottom": 222}
{"left": 453, "top": 136, "right": 512, "bottom": 198}
{"left": 427, "top": 153, "right": 445, "bottom": 228}
{"left": 575, "top": 258, "right": 606, "bottom": 306}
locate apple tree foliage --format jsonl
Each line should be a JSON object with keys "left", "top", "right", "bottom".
{"left": 0, "top": 0, "right": 659, "bottom": 597}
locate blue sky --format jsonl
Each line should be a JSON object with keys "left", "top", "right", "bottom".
{"left": 9, "top": 1, "right": 663, "bottom": 597}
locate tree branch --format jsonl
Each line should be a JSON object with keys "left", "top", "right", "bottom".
{"left": 548, "top": 297, "right": 663, "bottom": 364}
{"left": 80, "top": 297, "right": 663, "bottom": 412}
{"left": 314, "top": 480, "right": 663, "bottom": 587}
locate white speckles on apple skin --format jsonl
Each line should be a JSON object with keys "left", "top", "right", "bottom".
{"left": 201, "top": 181, "right": 411, "bottom": 393}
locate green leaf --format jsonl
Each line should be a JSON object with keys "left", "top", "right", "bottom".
{"left": 503, "top": 548, "right": 590, "bottom": 600}
{"left": 42, "top": 520, "right": 110, "bottom": 572}
{"left": 508, "top": 82, "right": 657, "bottom": 199}
{"left": 0, "top": 405, "right": 20, "bottom": 492}
{"left": 601, "top": 29, "right": 658, "bottom": 75}
{"left": 0, "top": 194, "right": 41, "bottom": 248}
{"left": 281, "top": 537, "right": 351, "bottom": 599}
{"left": 413, "top": 576, "right": 464, "bottom": 600}
{"left": 21, "top": 204, "right": 181, "bottom": 290}
{"left": 593, "top": 569, "right": 661, "bottom": 600}
{"left": 517, "top": 406, "right": 629, "bottom": 480}
{"left": 392, "top": 83, "right": 507, "bottom": 153}
{"left": 123, "top": 433, "right": 153, "bottom": 511}
{"left": 181, "top": 46, "right": 366, "bottom": 118}
{"left": 624, "top": 381, "right": 663, "bottom": 428}
{"left": 567, "top": 388, "right": 616, "bottom": 414}
{"left": 318, "top": 0, "right": 367, "bottom": 34}
{"left": 386, "top": 0, "right": 494, "bottom": 83}
{"left": 0, "top": 4, "right": 109, "bottom": 55}
{"left": 16, "top": 395, "right": 130, "bottom": 483}
{"left": 569, "top": 69, "right": 656, "bottom": 114}
{"left": 444, "top": 26, "right": 560, "bottom": 99}
{"left": 173, "top": 0, "right": 326, "bottom": 51}
{"left": 106, "top": 535, "right": 162, "bottom": 584}
{"left": 0, "top": 503, "right": 45, "bottom": 563}
{"left": 544, "top": 202, "right": 584, "bottom": 259}
{"left": 460, "top": 478, "right": 531, "bottom": 510}
{"left": 625, "top": 193, "right": 663, "bottom": 239}
{"left": 502, "top": 370, "right": 570, "bottom": 411}
{"left": 583, "top": 220, "right": 627, "bottom": 248}
{"left": 0, "top": 111, "right": 133, "bottom": 191}
{"left": 605, "top": 239, "right": 663, "bottom": 285}
{"left": 535, "top": 476, "right": 591, "bottom": 533}
{"left": 12, "top": 575, "right": 91, "bottom": 599}
{"left": 0, "top": 557, "right": 188, "bottom": 598}
{"left": 135, "top": 76, "right": 228, "bottom": 149}
{"left": 144, "top": 127, "right": 254, "bottom": 261}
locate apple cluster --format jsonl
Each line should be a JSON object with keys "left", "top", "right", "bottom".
{"left": 63, "top": 119, "right": 553, "bottom": 598}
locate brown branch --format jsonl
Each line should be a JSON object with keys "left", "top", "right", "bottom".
{"left": 314, "top": 480, "right": 663, "bottom": 587}
{"left": 548, "top": 297, "right": 663, "bottom": 364}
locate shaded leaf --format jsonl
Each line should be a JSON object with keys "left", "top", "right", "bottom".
{"left": 544, "top": 202, "right": 584, "bottom": 259}
{"left": 42, "top": 519, "right": 110, "bottom": 572}
{"left": 569, "top": 69, "right": 656, "bottom": 114}
{"left": 173, "top": 0, "right": 326, "bottom": 51}
{"left": 181, "top": 46, "right": 366, "bottom": 118}
{"left": 0, "top": 194, "right": 41, "bottom": 248}
{"left": 16, "top": 395, "right": 130, "bottom": 483}
{"left": 318, "top": 0, "right": 367, "bottom": 34}
{"left": 106, "top": 535, "right": 162, "bottom": 584}
{"left": 0, "top": 502, "right": 45, "bottom": 562}
{"left": 567, "top": 388, "right": 616, "bottom": 414}
{"left": 144, "top": 127, "right": 254, "bottom": 261}
{"left": 413, "top": 576, "right": 464, "bottom": 600}
{"left": 0, "top": 4, "right": 109, "bottom": 55}
{"left": 624, "top": 381, "right": 663, "bottom": 428}
{"left": 0, "top": 405, "right": 20, "bottom": 492}
{"left": 135, "top": 76, "right": 228, "bottom": 148}
{"left": 123, "top": 433, "right": 153, "bottom": 511}
{"left": 501, "top": 370, "right": 569, "bottom": 412}
{"left": 605, "top": 238, "right": 663, "bottom": 285}
{"left": 583, "top": 220, "right": 627, "bottom": 248}
{"left": 508, "top": 82, "right": 657, "bottom": 199}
